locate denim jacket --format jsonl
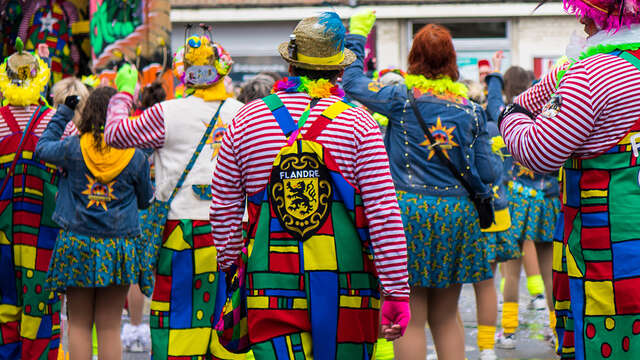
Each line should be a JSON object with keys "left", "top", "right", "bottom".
{"left": 343, "top": 34, "right": 499, "bottom": 197}
{"left": 35, "top": 104, "right": 153, "bottom": 237}
{"left": 485, "top": 72, "right": 560, "bottom": 198}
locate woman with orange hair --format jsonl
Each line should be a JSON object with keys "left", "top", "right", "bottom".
{"left": 344, "top": 11, "right": 501, "bottom": 360}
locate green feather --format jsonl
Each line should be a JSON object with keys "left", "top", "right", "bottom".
{"left": 15, "top": 37, "right": 23, "bottom": 54}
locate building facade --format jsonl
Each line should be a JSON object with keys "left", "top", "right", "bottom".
{"left": 170, "top": 0, "right": 582, "bottom": 81}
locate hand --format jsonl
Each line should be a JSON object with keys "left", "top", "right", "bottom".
{"left": 64, "top": 95, "right": 80, "bottom": 110}
{"left": 36, "top": 43, "right": 49, "bottom": 58}
{"left": 497, "top": 103, "right": 534, "bottom": 130}
{"left": 380, "top": 299, "right": 411, "bottom": 341}
{"left": 491, "top": 51, "right": 504, "bottom": 72}
{"left": 350, "top": 10, "right": 376, "bottom": 37}
{"left": 115, "top": 63, "right": 138, "bottom": 96}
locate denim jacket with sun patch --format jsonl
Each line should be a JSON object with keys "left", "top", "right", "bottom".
{"left": 35, "top": 104, "right": 153, "bottom": 238}
{"left": 343, "top": 34, "right": 499, "bottom": 198}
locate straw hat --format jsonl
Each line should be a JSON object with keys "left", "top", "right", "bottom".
{"left": 278, "top": 12, "right": 356, "bottom": 71}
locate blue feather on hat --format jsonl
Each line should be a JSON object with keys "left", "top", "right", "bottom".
{"left": 318, "top": 12, "right": 346, "bottom": 51}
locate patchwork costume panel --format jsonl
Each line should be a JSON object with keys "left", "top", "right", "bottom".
{"left": 0, "top": 106, "right": 61, "bottom": 360}
{"left": 244, "top": 95, "right": 381, "bottom": 359}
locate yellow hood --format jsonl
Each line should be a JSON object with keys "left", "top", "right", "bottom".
{"left": 80, "top": 134, "right": 135, "bottom": 183}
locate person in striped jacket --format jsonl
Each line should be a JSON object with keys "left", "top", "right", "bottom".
{"left": 499, "top": 0, "right": 640, "bottom": 358}
{"left": 210, "top": 12, "right": 410, "bottom": 359}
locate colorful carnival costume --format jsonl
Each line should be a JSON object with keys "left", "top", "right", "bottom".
{"left": 105, "top": 33, "right": 243, "bottom": 359}
{"left": 500, "top": 1, "right": 640, "bottom": 357}
{"left": 211, "top": 13, "right": 410, "bottom": 359}
{"left": 0, "top": 39, "right": 61, "bottom": 360}
{"left": 343, "top": 33, "right": 500, "bottom": 289}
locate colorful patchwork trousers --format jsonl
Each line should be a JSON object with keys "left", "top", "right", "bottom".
{"left": 149, "top": 219, "right": 243, "bottom": 360}
{"left": 0, "top": 156, "right": 61, "bottom": 359}
{"left": 555, "top": 116, "right": 640, "bottom": 359}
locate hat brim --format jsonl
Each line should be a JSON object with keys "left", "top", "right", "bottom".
{"left": 278, "top": 42, "right": 356, "bottom": 71}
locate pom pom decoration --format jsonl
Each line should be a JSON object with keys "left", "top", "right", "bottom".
{"left": 272, "top": 76, "right": 345, "bottom": 98}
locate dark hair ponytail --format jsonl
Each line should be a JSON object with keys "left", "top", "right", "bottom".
{"left": 77, "top": 86, "right": 117, "bottom": 152}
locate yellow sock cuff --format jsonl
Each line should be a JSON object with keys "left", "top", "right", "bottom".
{"left": 375, "top": 338, "right": 394, "bottom": 360}
{"left": 502, "top": 302, "right": 519, "bottom": 334}
{"left": 477, "top": 325, "right": 497, "bottom": 351}
{"left": 527, "top": 274, "right": 544, "bottom": 296}
{"left": 500, "top": 277, "right": 505, "bottom": 293}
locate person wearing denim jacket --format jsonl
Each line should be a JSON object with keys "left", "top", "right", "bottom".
{"left": 343, "top": 11, "right": 499, "bottom": 360}
{"left": 487, "top": 66, "right": 560, "bottom": 350}
{"left": 35, "top": 88, "right": 153, "bottom": 359}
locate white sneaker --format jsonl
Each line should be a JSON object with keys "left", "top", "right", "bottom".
{"left": 495, "top": 332, "right": 516, "bottom": 350}
{"left": 528, "top": 294, "right": 547, "bottom": 311}
{"left": 479, "top": 349, "right": 497, "bottom": 360}
{"left": 122, "top": 323, "right": 150, "bottom": 353}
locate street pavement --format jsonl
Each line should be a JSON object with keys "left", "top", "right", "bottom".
{"left": 61, "top": 272, "right": 558, "bottom": 359}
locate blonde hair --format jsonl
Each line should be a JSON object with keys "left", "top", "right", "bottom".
{"left": 51, "top": 77, "right": 90, "bottom": 126}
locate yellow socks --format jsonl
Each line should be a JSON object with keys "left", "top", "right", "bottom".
{"left": 477, "top": 325, "right": 497, "bottom": 351}
{"left": 502, "top": 302, "right": 519, "bottom": 334}
{"left": 526, "top": 274, "right": 545, "bottom": 296}
{"left": 375, "top": 338, "right": 395, "bottom": 360}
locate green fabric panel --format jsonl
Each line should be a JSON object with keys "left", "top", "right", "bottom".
{"left": 581, "top": 152, "right": 630, "bottom": 170}
{"left": 0, "top": 201, "right": 12, "bottom": 240}
{"left": 41, "top": 182, "right": 58, "bottom": 228}
{"left": 567, "top": 212, "right": 586, "bottom": 275}
{"left": 620, "top": 51, "right": 640, "bottom": 71}
{"left": 251, "top": 338, "right": 278, "bottom": 359}
{"left": 191, "top": 273, "right": 217, "bottom": 327}
{"left": 24, "top": 165, "right": 54, "bottom": 182}
{"left": 251, "top": 272, "right": 302, "bottom": 290}
{"left": 332, "top": 202, "right": 364, "bottom": 272}
{"left": 150, "top": 328, "right": 170, "bottom": 359}
{"left": 193, "top": 222, "right": 211, "bottom": 236}
{"left": 355, "top": 193, "right": 363, "bottom": 206}
{"left": 609, "top": 167, "right": 640, "bottom": 242}
{"left": 581, "top": 197, "right": 607, "bottom": 206}
{"left": 156, "top": 247, "right": 173, "bottom": 276}
{"left": 582, "top": 249, "right": 612, "bottom": 262}
{"left": 13, "top": 224, "right": 38, "bottom": 235}
{"left": 263, "top": 94, "right": 285, "bottom": 111}
{"left": 583, "top": 315, "right": 640, "bottom": 359}
{"left": 248, "top": 203, "right": 271, "bottom": 272}
{"left": 337, "top": 342, "right": 364, "bottom": 359}
{"left": 347, "top": 272, "right": 378, "bottom": 289}
{"left": 269, "top": 239, "right": 300, "bottom": 247}
{"left": 179, "top": 220, "right": 194, "bottom": 247}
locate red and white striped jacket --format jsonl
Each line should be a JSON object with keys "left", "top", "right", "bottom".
{"left": 0, "top": 105, "right": 77, "bottom": 140}
{"left": 210, "top": 92, "right": 410, "bottom": 301}
{"left": 500, "top": 51, "right": 640, "bottom": 173}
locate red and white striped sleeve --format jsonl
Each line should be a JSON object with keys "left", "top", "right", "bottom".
{"left": 353, "top": 108, "right": 410, "bottom": 301}
{"left": 210, "top": 120, "right": 246, "bottom": 270}
{"left": 500, "top": 61, "right": 595, "bottom": 173}
{"left": 105, "top": 92, "right": 165, "bottom": 149}
{"left": 515, "top": 63, "right": 566, "bottom": 116}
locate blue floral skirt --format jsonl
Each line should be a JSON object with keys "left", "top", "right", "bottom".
{"left": 484, "top": 230, "right": 521, "bottom": 263}
{"left": 504, "top": 185, "right": 561, "bottom": 244}
{"left": 46, "top": 230, "right": 154, "bottom": 296}
{"left": 398, "top": 191, "right": 493, "bottom": 288}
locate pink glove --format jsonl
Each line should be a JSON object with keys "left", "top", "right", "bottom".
{"left": 381, "top": 299, "right": 411, "bottom": 338}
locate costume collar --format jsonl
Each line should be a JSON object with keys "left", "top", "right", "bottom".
{"left": 272, "top": 76, "right": 345, "bottom": 98}
{"left": 405, "top": 74, "right": 469, "bottom": 103}
{"left": 567, "top": 25, "right": 640, "bottom": 59}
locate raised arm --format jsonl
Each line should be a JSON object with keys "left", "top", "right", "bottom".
{"left": 35, "top": 103, "right": 75, "bottom": 167}
{"left": 105, "top": 92, "right": 165, "bottom": 149}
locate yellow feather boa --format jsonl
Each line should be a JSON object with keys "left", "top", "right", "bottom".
{"left": 192, "top": 80, "right": 233, "bottom": 101}
{"left": 0, "top": 56, "right": 50, "bottom": 106}
{"left": 405, "top": 74, "right": 468, "bottom": 99}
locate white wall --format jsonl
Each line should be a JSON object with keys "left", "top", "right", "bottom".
{"left": 511, "top": 16, "right": 583, "bottom": 68}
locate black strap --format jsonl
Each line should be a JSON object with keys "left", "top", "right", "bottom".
{"left": 407, "top": 89, "right": 478, "bottom": 199}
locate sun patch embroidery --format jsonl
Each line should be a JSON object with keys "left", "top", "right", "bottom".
{"left": 419, "top": 117, "right": 459, "bottom": 160}
{"left": 206, "top": 120, "right": 228, "bottom": 159}
{"left": 81, "top": 174, "right": 117, "bottom": 211}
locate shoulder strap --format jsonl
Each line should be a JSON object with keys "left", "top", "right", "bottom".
{"left": 303, "top": 100, "right": 353, "bottom": 141}
{"left": 407, "top": 89, "right": 479, "bottom": 199}
{"left": 0, "top": 106, "right": 43, "bottom": 196}
{"left": 166, "top": 101, "right": 225, "bottom": 205}
{"left": 0, "top": 106, "right": 20, "bottom": 133}
{"left": 615, "top": 49, "right": 640, "bottom": 72}
{"left": 263, "top": 94, "right": 297, "bottom": 137}
{"left": 31, "top": 107, "right": 52, "bottom": 131}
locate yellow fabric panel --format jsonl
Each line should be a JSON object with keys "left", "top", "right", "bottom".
{"left": 247, "top": 296, "right": 269, "bottom": 309}
{"left": 323, "top": 101, "right": 351, "bottom": 120}
{"left": 580, "top": 190, "right": 607, "bottom": 198}
{"left": 20, "top": 314, "right": 42, "bottom": 340}
{"left": 194, "top": 246, "right": 217, "bottom": 274}
{"left": 303, "top": 235, "right": 337, "bottom": 270}
{"left": 151, "top": 301, "right": 170, "bottom": 312}
{"left": 585, "top": 281, "right": 615, "bottom": 316}
{"left": 163, "top": 225, "right": 191, "bottom": 251}
{"left": 14, "top": 244, "right": 36, "bottom": 269}
{"left": 339, "top": 295, "right": 362, "bottom": 308}
{"left": 553, "top": 241, "right": 564, "bottom": 271}
{"left": 209, "top": 330, "right": 246, "bottom": 359}
{"left": 269, "top": 246, "right": 299, "bottom": 253}
{"left": 0, "top": 304, "right": 21, "bottom": 323}
{"left": 168, "top": 328, "right": 211, "bottom": 356}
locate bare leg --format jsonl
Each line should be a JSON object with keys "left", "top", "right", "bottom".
{"left": 474, "top": 263, "right": 498, "bottom": 327}
{"left": 521, "top": 240, "right": 541, "bottom": 289}
{"left": 502, "top": 258, "right": 522, "bottom": 304}
{"left": 393, "top": 286, "right": 428, "bottom": 360}
{"left": 126, "top": 284, "right": 145, "bottom": 326}
{"left": 427, "top": 284, "right": 464, "bottom": 360}
{"left": 66, "top": 287, "right": 96, "bottom": 360}
{"left": 535, "top": 242, "right": 554, "bottom": 311}
{"left": 94, "top": 285, "right": 128, "bottom": 360}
